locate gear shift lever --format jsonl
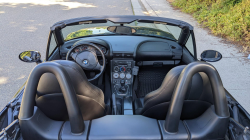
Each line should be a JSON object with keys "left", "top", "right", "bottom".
{"left": 119, "top": 80, "right": 127, "bottom": 93}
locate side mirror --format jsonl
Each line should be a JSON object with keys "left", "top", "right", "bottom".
{"left": 19, "top": 51, "right": 42, "bottom": 64}
{"left": 200, "top": 50, "right": 222, "bottom": 62}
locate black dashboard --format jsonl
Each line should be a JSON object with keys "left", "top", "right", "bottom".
{"left": 60, "top": 36, "right": 183, "bottom": 63}
{"left": 59, "top": 35, "right": 183, "bottom": 98}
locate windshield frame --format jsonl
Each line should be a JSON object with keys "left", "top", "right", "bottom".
{"left": 51, "top": 16, "right": 193, "bottom": 44}
{"left": 47, "top": 15, "right": 197, "bottom": 59}
{"left": 63, "top": 26, "right": 178, "bottom": 42}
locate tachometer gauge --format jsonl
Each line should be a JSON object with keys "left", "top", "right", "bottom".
{"left": 120, "top": 73, "right": 125, "bottom": 79}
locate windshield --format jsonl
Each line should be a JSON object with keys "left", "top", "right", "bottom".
{"left": 62, "top": 21, "right": 182, "bottom": 41}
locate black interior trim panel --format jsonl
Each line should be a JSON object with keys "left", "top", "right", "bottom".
{"left": 89, "top": 115, "right": 162, "bottom": 140}
{"left": 135, "top": 41, "right": 182, "bottom": 61}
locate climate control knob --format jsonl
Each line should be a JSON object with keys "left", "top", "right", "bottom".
{"left": 120, "top": 67, "right": 126, "bottom": 72}
{"left": 113, "top": 73, "right": 119, "bottom": 79}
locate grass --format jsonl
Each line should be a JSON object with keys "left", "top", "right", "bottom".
{"left": 171, "top": 0, "right": 250, "bottom": 52}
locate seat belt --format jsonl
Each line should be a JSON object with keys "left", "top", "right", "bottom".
{"left": 133, "top": 76, "right": 138, "bottom": 99}
{"left": 112, "top": 93, "right": 117, "bottom": 115}
{"left": 98, "top": 73, "right": 103, "bottom": 88}
{"left": 104, "top": 72, "right": 112, "bottom": 103}
{"left": 132, "top": 66, "right": 139, "bottom": 100}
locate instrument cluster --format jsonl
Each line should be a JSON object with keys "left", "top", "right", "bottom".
{"left": 73, "top": 44, "right": 107, "bottom": 54}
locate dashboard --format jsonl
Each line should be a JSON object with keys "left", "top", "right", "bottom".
{"left": 60, "top": 36, "right": 183, "bottom": 63}
{"left": 59, "top": 36, "right": 183, "bottom": 97}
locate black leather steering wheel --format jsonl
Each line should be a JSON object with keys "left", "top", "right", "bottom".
{"left": 66, "top": 41, "right": 106, "bottom": 81}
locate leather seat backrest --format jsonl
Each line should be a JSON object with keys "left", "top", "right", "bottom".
{"left": 141, "top": 65, "right": 214, "bottom": 120}
{"left": 36, "top": 60, "right": 106, "bottom": 121}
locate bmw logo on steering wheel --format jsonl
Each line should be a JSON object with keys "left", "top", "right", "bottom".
{"left": 83, "top": 60, "right": 88, "bottom": 65}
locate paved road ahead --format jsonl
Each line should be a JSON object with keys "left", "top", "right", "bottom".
{"left": 0, "top": 0, "right": 133, "bottom": 109}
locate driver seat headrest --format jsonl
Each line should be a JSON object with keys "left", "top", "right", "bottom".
{"left": 36, "top": 60, "right": 106, "bottom": 121}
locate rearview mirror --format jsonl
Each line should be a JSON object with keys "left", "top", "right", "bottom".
{"left": 200, "top": 50, "right": 222, "bottom": 62}
{"left": 19, "top": 51, "right": 42, "bottom": 64}
{"left": 107, "top": 26, "right": 136, "bottom": 34}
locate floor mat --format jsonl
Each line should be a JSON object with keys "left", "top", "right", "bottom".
{"left": 136, "top": 66, "right": 173, "bottom": 98}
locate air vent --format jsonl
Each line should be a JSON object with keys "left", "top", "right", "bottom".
{"left": 113, "top": 53, "right": 133, "bottom": 58}
{"left": 124, "top": 53, "right": 133, "bottom": 58}
{"left": 114, "top": 53, "right": 123, "bottom": 58}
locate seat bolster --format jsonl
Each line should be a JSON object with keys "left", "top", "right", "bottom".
{"left": 77, "top": 95, "right": 106, "bottom": 120}
{"left": 36, "top": 93, "right": 68, "bottom": 121}
{"left": 142, "top": 66, "right": 186, "bottom": 115}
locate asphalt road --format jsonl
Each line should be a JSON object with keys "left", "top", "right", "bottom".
{"left": 0, "top": 0, "right": 133, "bottom": 110}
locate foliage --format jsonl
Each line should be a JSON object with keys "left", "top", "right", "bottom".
{"left": 64, "top": 26, "right": 177, "bottom": 41}
{"left": 133, "top": 27, "right": 176, "bottom": 40}
{"left": 65, "top": 29, "right": 94, "bottom": 41}
{"left": 172, "top": 0, "right": 250, "bottom": 47}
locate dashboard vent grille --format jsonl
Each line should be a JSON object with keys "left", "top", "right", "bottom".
{"left": 113, "top": 53, "right": 133, "bottom": 58}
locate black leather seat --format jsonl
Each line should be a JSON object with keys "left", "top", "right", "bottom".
{"left": 134, "top": 65, "right": 214, "bottom": 120}
{"left": 36, "top": 60, "right": 106, "bottom": 121}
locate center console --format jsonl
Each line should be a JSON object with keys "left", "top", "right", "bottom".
{"left": 111, "top": 60, "right": 135, "bottom": 96}
{"left": 111, "top": 59, "right": 137, "bottom": 115}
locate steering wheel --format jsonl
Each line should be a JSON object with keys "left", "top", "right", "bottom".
{"left": 66, "top": 41, "right": 106, "bottom": 81}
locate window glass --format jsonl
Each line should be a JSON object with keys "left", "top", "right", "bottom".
{"left": 185, "top": 35, "right": 194, "bottom": 55}
{"left": 61, "top": 21, "right": 182, "bottom": 41}
{"left": 48, "top": 33, "right": 57, "bottom": 56}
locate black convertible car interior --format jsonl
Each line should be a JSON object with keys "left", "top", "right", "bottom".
{"left": 0, "top": 16, "right": 250, "bottom": 140}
